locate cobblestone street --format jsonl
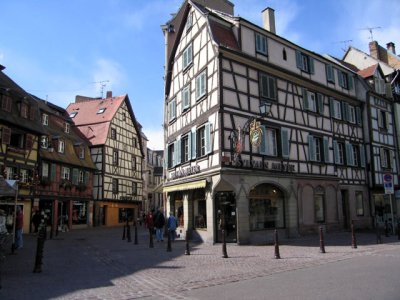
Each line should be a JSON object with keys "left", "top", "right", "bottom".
{"left": 0, "top": 226, "right": 399, "bottom": 300}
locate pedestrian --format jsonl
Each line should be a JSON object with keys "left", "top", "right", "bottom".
{"left": 142, "top": 212, "right": 146, "bottom": 227}
{"left": 167, "top": 212, "right": 177, "bottom": 241}
{"left": 15, "top": 206, "right": 23, "bottom": 249}
{"left": 154, "top": 208, "right": 165, "bottom": 242}
{"left": 31, "top": 210, "right": 41, "bottom": 233}
{"left": 146, "top": 210, "right": 154, "bottom": 236}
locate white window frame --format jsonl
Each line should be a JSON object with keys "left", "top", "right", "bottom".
{"left": 168, "top": 98, "right": 176, "bottom": 122}
{"left": 65, "top": 122, "right": 70, "bottom": 133}
{"left": 42, "top": 113, "right": 49, "bottom": 126}
{"left": 61, "top": 167, "right": 70, "bottom": 180}
{"left": 348, "top": 105, "right": 356, "bottom": 123}
{"left": 79, "top": 170, "right": 84, "bottom": 183}
{"left": 185, "top": 11, "right": 193, "bottom": 31}
{"left": 183, "top": 44, "right": 193, "bottom": 70}
{"left": 195, "top": 71, "right": 207, "bottom": 100}
{"left": 182, "top": 85, "right": 190, "bottom": 111}
{"left": 42, "top": 162, "right": 49, "bottom": 178}
{"left": 40, "top": 135, "right": 48, "bottom": 149}
{"left": 332, "top": 99, "right": 342, "bottom": 120}
{"left": 255, "top": 33, "right": 268, "bottom": 55}
{"left": 58, "top": 140, "right": 65, "bottom": 153}
{"left": 79, "top": 147, "right": 85, "bottom": 159}
{"left": 20, "top": 169, "right": 28, "bottom": 183}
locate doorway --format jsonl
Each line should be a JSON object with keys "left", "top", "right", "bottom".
{"left": 215, "top": 191, "right": 237, "bottom": 243}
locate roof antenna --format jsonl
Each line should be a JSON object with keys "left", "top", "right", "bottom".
{"left": 93, "top": 80, "right": 110, "bottom": 98}
{"left": 359, "top": 26, "right": 381, "bottom": 41}
{"left": 334, "top": 40, "right": 353, "bottom": 52}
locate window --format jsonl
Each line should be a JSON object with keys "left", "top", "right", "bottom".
{"left": 185, "top": 11, "right": 193, "bottom": 31}
{"left": 333, "top": 141, "right": 345, "bottom": 165}
{"left": 58, "top": 140, "right": 65, "bottom": 153}
{"left": 5, "top": 166, "right": 14, "bottom": 180}
{"left": 111, "top": 128, "right": 117, "bottom": 139}
{"left": 380, "top": 148, "right": 392, "bottom": 169}
{"left": 374, "top": 77, "right": 386, "bottom": 94}
{"left": 394, "top": 82, "right": 400, "bottom": 95}
{"left": 97, "top": 108, "right": 106, "bottom": 114}
{"left": 113, "top": 150, "right": 119, "bottom": 165}
{"left": 260, "top": 126, "right": 277, "bottom": 156}
{"left": 79, "top": 170, "right": 84, "bottom": 183}
{"left": 356, "top": 191, "right": 364, "bottom": 216}
{"left": 249, "top": 184, "right": 285, "bottom": 230}
{"left": 181, "top": 135, "right": 190, "bottom": 163}
{"left": 168, "top": 99, "right": 176, "bottom": 122}
{"left": 352, "top": 144, "right": 359, "bottom": 166}
{"left": 326, "top": 64, "right": 335, "bottom": 83}
{"left": 338, "top": 70, "right": 353, "bottom": 90}
{"left": 303, "top": 89, "right": 316, "bottom": 112}
{"left": 167, "top": 143, "right": 175, "bottom": 168}
{"left": 112, "top": 178, "right": 119, "bottom": 194}
{"left": 42, "top": 113, "right": 49, "bottom": 126}
{"left": 132, "top": 156, "right": 136, "bottom": 170}
{"left": 282, "top": 48, "right": 287, "bottom": 61}
{"left": 348, "top": 105, "right": 356, "bottom": 123}
{"left": 378, "top": 110, "right": 389, "bottom": 130}
{"left": 296, "top": 50, "right": 315, "bottom": 74}
{"left": 69, "top": 112, "right": 77, "bottom": 118}
{"left": 330, "top": 98, "right": 342, "bottom": 120}
{"left": 133, "top": 138, "right": 137, "bottom": 148}
{"left": 20, "top": 103, "right": 28, "bottom": 118}
{"left": 308, "top": 135, "right": 323, "bottom": 162}
{"left": 182, "top": 85, "right": 190, "bottom": 111}
{"left": 40, "top": 136, "right": 48, "bottom": 149}
{"left": 42, "top": 162, "right": 49, "bottom": 178}
{"left": 20, "top": 169, "right": 28, "bottom": 183}
{"left": 183, "top": 44, "right": 193, "bottom": 69}
{"left": 196, "top": 123, "right": 211, "bottom": 157}
{"left": 314, "top": 191, "right": 325, "bottom": 223}
{"left": 61, "top": 167, "right": 70, "bottom": 180}
{"left": 79, "top": 147, "right": 85, "bottom": 159}
{"left": 195, "top": 71, "right": 207, "bottom": 100}
{"left": 1, "top": 95, "right": 12, "bottom": 112}
{"left": 255, "top": 33, "right": 268, "bottom": 55}
{"left": 259, "top": 73, "right": 277, "bottom": 100}
{"left": 132, "top": 182, "right": 137, "bottom": 195}
{"left": 65, "top": 122, "right": 70, "bottom": 133}
{"left": 9, "top": 131, "right": 24, "bottom": 149}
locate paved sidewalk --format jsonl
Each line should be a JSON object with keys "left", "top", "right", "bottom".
{"left": 0, "top": 226, "right": 398, "bottom": 300}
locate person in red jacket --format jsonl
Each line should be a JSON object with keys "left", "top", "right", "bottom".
{"left": 146, "top": 210, "right": 154, "bottom": 235}
{"left": 15, "top": 206, "right": 23, "bottom": 249}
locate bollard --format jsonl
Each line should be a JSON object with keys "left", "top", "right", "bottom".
{"left": 134, "top": 222, "right": 138, "bottom": 245}
{"left": 319, "top": 226, "right": 326, "bottom": 253}
{"left": 33, "top": 225, "right": 46, "bottom": 273}
{"left": 149, "top": 228, "right": 154, "bottom": 248}
{"left": 351, "top": 221, "right": 357, "bottom": 249}
{"left": 185, "top": 230, "right": 190, "bottom": 255}
{"left": 122, "top": 224, "right": 126, "bottom": 240}
{"left": 126, "top": 219, "right": 131, "bottom": 243}
{"left": 167, "top": 230, "right": 172, "bottom": 252}
{"left": 274, "top": 229, "right": 281, "bottom": 259}
{"left": 222, "top": 227, "right": 228, "bottom": 258}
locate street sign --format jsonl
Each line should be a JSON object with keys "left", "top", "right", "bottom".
{"left": 383, "top": 173, "right": 394, "bottom": 194}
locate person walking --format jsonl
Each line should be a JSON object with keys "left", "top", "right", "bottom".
{"left": 15, "top": 206, "right": 23, "bottom": 249}
{"left": 167, "top": 212, "right": 177, "bottom": 241}
{"left": 154, "top": 209, "right": 165, "bottom": 242}
{"left": 146, "top": 210, "right": 154, "bottom": 235}
{"left": 31, "top": 210, "right": 41, "bottom": 233}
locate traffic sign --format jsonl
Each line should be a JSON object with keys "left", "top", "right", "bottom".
{"left": 383, "top": 173, "right": 393, "bottom": 183}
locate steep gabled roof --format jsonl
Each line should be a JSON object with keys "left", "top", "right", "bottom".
{"left": 357, "top": 64, "right": 379, "bottom": 79}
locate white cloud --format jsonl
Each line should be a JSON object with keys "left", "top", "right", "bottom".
{"left": 144, "top": 127, "right": 164, "bottom": 150}
{"left": 92, "top": 58, "right": 125, "bottom": 98}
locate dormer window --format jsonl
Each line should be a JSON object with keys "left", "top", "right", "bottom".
{"left": 79, "top": 147, "right": 85, "bottom": 159}
{"left": 69, "top": 112, "right": 78, "bottom": 118}
{"left": 255, "top": 33, "right": 268, "bottom": 56}
{"left": 42, "top": 113, "right": 49, "bottom": 126}
{"left": 185, "top": 11, "right": 193, "bottom": 31}
{"left": 65, "top": 123, "right": 70, "bottom": 133}
{"left": 58, "top": 140, "right": 65, "bottom": 153}
{"left": 20, "top": 103, "right": 28, "bottom": 118}
{"left": 296, "top": 50, "right": 315, "bottom": 74}
{"left": 97, "top": 108, "right": 106, "bottom": 114}
{"left": 40, "top": 135, "right": 49, "bottom": 149}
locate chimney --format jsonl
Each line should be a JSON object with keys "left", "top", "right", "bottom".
{"left": 369, "top": 41, "right": 380, "bottom": 59}
{"left": 262, "top": 7, "right": 276, "bottom": 34}
{"left": 386, "top": 42, "right": 396, "bottom": 55}
{"left": 106, "top": 91, "right": 112, "bottom": 98}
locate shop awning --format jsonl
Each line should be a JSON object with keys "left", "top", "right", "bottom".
{"left": 0, "top": 179, "right": 17, "bottom": 198}
{"left": 163, "top": 179, "right": 206, "bottom": 193}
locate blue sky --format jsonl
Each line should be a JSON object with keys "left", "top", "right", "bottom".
{"left": 0, "top": 0, "right": 398, "bottom": 150}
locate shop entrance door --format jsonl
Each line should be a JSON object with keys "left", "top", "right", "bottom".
{"left": 215, "top": 192, "right": 237, "bottom": 243}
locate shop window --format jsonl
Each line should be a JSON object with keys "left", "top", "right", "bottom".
{"left": 193, "top": 190, "right": 207, "bottom": 229}
{"left": 356, "top": 191, "right": 364, "bottom": 216}
{"left": 249, "top": 184, "right": 285, "bottom": 230}
{"left": 314, "top": 188, "right": 325, "bottom": 223}
{"left": 72, "top": 201, "right": 87, "bottom": 225}
{"left": 119, "top": 208, "right": 134, "bottom": 223}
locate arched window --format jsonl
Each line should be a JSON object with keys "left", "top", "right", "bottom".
{"left": 249, "top": 184, "right": 285, "bottom": 230}
{"left": 282, "top": 48, "right": 287, "bottom": 61}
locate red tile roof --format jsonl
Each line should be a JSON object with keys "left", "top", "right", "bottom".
{"left": 66, "top": 95, "right": 126, "bottom": 146}
{"left": 209, "top": 19, "right": 239, "bottom": 51}
{"left": 357, "top": 64, "right": 378, "bottom": 78}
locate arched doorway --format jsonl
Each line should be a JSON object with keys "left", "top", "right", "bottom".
{"left": 249, "top": 183, "right": 285, "bottom": 231}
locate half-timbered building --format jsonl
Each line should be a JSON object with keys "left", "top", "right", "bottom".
{"left": 0, "top": 65, "right": 44, "bottom": 234}
{"left": 162, "top": 1, "right": 371, "bottom": 244}
{"left": 67, "top": 92, "right": 144, "bottom": 226}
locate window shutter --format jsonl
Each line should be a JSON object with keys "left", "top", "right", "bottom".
{"left": 386, "top": 83, "right": 393, "bottom": 98}
{"left": 323, "top": 137, "right": 330, "bottom": 163}
{"left": 173, "top": 141, "right": 177, "bottom": 167}
{"left": 191, "top": 128, "right": 197, "bottom": 159}
{"left": 380, "top": 148, "right": 386, "bottom": 168}
{"left": 260, "top": 125, "right": 267, "bottom": 155}
{"left": 333, "top": 140, "right": 339, "bottom": 164}
{"left": 389, "top": 150, "right": 394, "bottom": 169}
{"left": 309, "top": 57, "right": 315, "bottom": 74}
{"left": 302, "top": 88, "right": 309, "bottom": 110}
{"left": 72, "top": 168, "right": 79, "bottom": 185}
{"left": 176, "top": 137, "right": 181, "bottom": 165}
{"left": 338, "top": 70, "right": 344, "bottom": 87}
{"left": 29, "top": 107, "right": 35, "bottom": 120}
{"left": 84, "top": 171, "right": 89, "bottom": 185}
{"left": 2, "top": 127, "right": 11, "bottom": 144}
{"left": 50, "top": 164, "right": 56, "bottom": 181}
{"left": 25, "top": 134, "right": 33, "bottom": 150}
{"left": 348, "top": 74, "right": 354, "bottom": 90}
{"left": 317, "top": 93, "right": 324, "bottom": 114}
{"left": 308, "top": 135, "right": 315, "bottom": 161}
{"left": 342, "top": 102, "right": 349, "bottom": 121}
{"left": 359, "top": 145, "right": 366, "bottom": 167}
{"left": 345, "top": 142, "right": 353, "bottom": 166}
{"left": 205, "top": 122, "right": 211, "bottom": 154}
{"left": 295, "top": 50, "right": 302, "bottom": 69}
{"left": 164, "top": 145, "right": 169, "bottom": 168}
{"left": 281, "top": 127, "right": 290, "bottom": 158}
{"left": 188, "top": 133, "right": 192, "bottom": 161}
{"left": 385, "top": 112, "right": 390, "bottom": 130}
{"left": 329, "top": 98, "right": 335, "bottom": 118}
{"left": 268, "top": 76, "right": 276, "bottom": 99}
{"left": 356, "top": 107, "right": 362, "bottom": 125}
{"left": 326, "top": 65, "right": 335, "bottom": 82}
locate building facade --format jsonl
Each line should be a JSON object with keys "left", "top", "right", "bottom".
{"left": 67, "top": 92, "right": 144, "bottom": 226}
{"left": 162, "top": 0, "right": 372, "bottom": 244}
{"left": 146, "top": 148, "right": 164, "bottom": 212}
